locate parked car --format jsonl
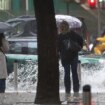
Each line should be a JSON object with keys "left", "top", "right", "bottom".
{"left": 79, "top": 52, "right": 105, "bottom": 70}
{"left": 5, "top": 15, "right": 91, "bottom": 74}
{"left": 5, "top": 15, "right": 37, "bottom": 38}
{"left": 5, "top": 15, "right": 89, "bottom": 44}
{"left": 6, "top": 37, "right": 37, "bottom": 74}
{"left": 6, "top": 36, "right": 103, "bottom": 74}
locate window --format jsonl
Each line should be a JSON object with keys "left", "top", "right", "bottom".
{"left": 28, "top": 42, "right": 37, "bottom": 54}
{"left": 30, "top": 20, "right": 37, "bottom": 35}
{"left": 0, "top": 0, "right": 11, "bottom": 10}
{"left": 99, "top": 0, "right": 105, "bottom": 9}
{"left": 5, "top": 21, "right": 24, "bottom": 37}
{"left": 8, "top": 41, "right": 37, "bottom": 55}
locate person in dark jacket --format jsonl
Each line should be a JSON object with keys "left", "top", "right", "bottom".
{"left": 58, "top": 21, "right": 83, "bottom": 100}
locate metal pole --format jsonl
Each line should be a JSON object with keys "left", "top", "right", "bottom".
{"left": 83, "top": 85, "right": 91, "bottom": 105}
{"left": 77, "top": 60, "right": 81, "bottom": 87}
{"left": 26, "top": 0, "right": 29, "bottom": 15}
{"left": 97, "top": 0, "right": 101, "bottom": 35}
{"left": 14, "top": 60, "right": 18, "bottom": 91}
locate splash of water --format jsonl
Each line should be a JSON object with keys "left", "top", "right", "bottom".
{"left": 81, "top": 61, "right": 105, "bottom": 92}
{"left": 6, "top": 60, "right": 105, "bottom": 92}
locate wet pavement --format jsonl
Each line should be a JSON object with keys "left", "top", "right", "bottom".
{"left": 0, "top": 91, "right": 105, "bottom": 105}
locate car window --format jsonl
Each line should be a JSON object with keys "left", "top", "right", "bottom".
{"left": 28, "top": 42, "right": 37, "bottom": 54}
{"left": 6, "top": 18, "right": 37, "bottom": 37}
{"left": 8, "top": 41, "right": 37, "bottom": 55}
{"left": 30, "top": 20, "right": 37, "bottom": 34}
{"left": 4, "top": 22, "right": 24, "bottom": 38}
{"left": 14, "top": 23, "right": 24, "bottom": 35}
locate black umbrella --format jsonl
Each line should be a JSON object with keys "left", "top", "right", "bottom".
{"left": 0, "top": 22, "right": 13, "bottom": 33}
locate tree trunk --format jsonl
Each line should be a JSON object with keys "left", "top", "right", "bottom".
{"left": 33, "top": 0, "right": 60, "bottom": 104}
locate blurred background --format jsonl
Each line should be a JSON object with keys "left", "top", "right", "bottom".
{"left": 0, "top": 0, "right": 105, "bottom": 42}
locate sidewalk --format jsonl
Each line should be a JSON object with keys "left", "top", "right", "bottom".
{"left": 0, "top": 91, "right": 105, "bottom": 105}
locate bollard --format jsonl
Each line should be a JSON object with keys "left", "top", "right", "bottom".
{"left": 83, "top": 85, "right": 91, "bottom": 105}
{"left": 77, "top": 60, "right": 81, "bottom": 86}
{"left": 14, "top": 60, "right": 18, "bottom": 91}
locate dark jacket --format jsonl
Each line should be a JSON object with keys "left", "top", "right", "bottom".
{"left": 58, "top": 30, "right": 83, "bottom": 65}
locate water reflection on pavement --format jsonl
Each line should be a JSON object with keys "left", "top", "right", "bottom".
{"left": 0, "top": 92, "right": 105, "bottom": 105}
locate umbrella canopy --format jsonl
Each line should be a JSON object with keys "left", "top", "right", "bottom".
{"left": 55, "top": 14, "right": 82, "bottom": 29}
{"left": 0, "top": 22, "right": 13, "bottom": 33}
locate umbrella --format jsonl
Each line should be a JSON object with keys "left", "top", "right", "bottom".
{"left": 0, "top": 22, "right": 13, "bottom": 33}
{"left": 55, "top": 14, "right": 82, "bottom": 29}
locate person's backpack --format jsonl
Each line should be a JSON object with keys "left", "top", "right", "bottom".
{"left": 63, "top": 38, "right": 81, "bottom": 52}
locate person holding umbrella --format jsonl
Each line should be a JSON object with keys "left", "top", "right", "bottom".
{"left": 58, "top": 20, "right": 83, "bottom": 101}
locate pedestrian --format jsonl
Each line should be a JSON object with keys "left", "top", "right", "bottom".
{"left": 0, "top": 33, "right": 9, "bottom": 93}
{"left": 58, "top": 20, "right": 83, "bottom": 101}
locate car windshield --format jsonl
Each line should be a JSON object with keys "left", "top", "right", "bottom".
{"left": 8, "top": 41, "right": 37, "bottom": 55}
{"left": 6, "top": 18, "right": 37, "bottom": 38}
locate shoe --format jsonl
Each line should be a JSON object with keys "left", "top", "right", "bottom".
{"left": 73, "top": 97, "right": 80, "bottom": 102}
{"left": 73, "top": 92, "right": 82, "bottom": 102}
{"left": 67, "top": 96, "right": 74, "bottom": 102}
{"left": 65, "top": 93, "right": 71, "bottom": 101}
{"left": 73, "top": 92, "right": 79, "bottom": 97}
{"left": 0, "top": 93, "right": 4, "bottom": 104}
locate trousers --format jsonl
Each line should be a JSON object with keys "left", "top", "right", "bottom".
{"left": 63, "top": 57, "right": 79, "bottom": 93}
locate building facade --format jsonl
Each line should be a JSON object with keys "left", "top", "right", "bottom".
{"left": 0, "top": 0, "right": 71, "bottom": 20}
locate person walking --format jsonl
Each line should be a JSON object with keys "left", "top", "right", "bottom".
{"left": 58, "top": 21, "right": 83, "bottom": 101}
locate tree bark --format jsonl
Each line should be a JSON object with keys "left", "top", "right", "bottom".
{"left": 33, "top": 0, "right": 60, "bottom": 104}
